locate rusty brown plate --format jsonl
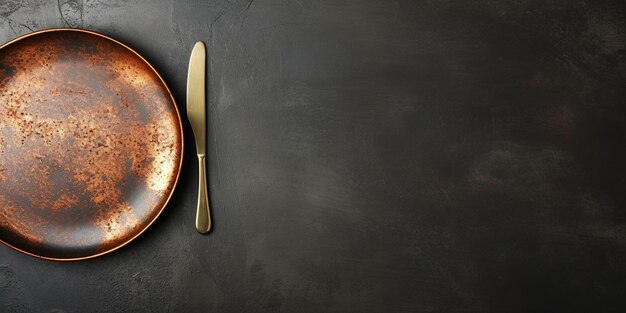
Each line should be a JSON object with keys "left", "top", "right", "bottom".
{"left": 0, "top": 29, "right": 183, "bottom": 261}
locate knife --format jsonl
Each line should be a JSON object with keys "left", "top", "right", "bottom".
{"left": 187, "top": 41, "right": 211, "bottom": 234}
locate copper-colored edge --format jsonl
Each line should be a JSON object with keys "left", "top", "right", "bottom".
{"left": 0, "top": 28, "right": 185, "bottom": 261}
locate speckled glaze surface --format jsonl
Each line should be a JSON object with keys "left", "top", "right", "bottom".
{"left": 0, "top": 29, "right": 183, "bottom": 260}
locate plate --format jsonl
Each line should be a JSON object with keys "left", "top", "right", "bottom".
{"left": 0, "top": 29, "right": 183, "bottom": 260}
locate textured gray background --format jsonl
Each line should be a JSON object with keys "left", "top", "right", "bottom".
{"left": 1, "top": 0, "right": 626, "bottom": 312}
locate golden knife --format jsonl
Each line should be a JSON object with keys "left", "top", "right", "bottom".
{"left": 187, "top": 41, "right": 211, "bottom": 234}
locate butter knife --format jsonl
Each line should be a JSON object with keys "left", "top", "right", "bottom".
{"left": 187, "top": 41, "right": 211, "bottom": 234}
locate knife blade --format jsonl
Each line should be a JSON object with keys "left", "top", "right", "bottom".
{"left": 187, "top": 41, "right": 211, "bottom": 234}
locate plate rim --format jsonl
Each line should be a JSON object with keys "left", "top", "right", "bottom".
{"left": 0, "top": 28, "right": 184, "bottom": 261}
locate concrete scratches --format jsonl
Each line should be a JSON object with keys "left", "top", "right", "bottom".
{"left": 58, "top": 0, "right": 83, "bottom": 28}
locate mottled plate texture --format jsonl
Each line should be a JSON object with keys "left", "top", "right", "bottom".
{"left": 0, "top": 29, "right": 183, "bottom": 260}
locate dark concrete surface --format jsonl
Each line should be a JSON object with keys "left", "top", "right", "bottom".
{"left": 1, "top": 0, "right": 626, "bottom": 312}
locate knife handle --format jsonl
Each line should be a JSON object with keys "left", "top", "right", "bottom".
{"left": 195, "top": 155, "right": 211, "bottom": 234}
